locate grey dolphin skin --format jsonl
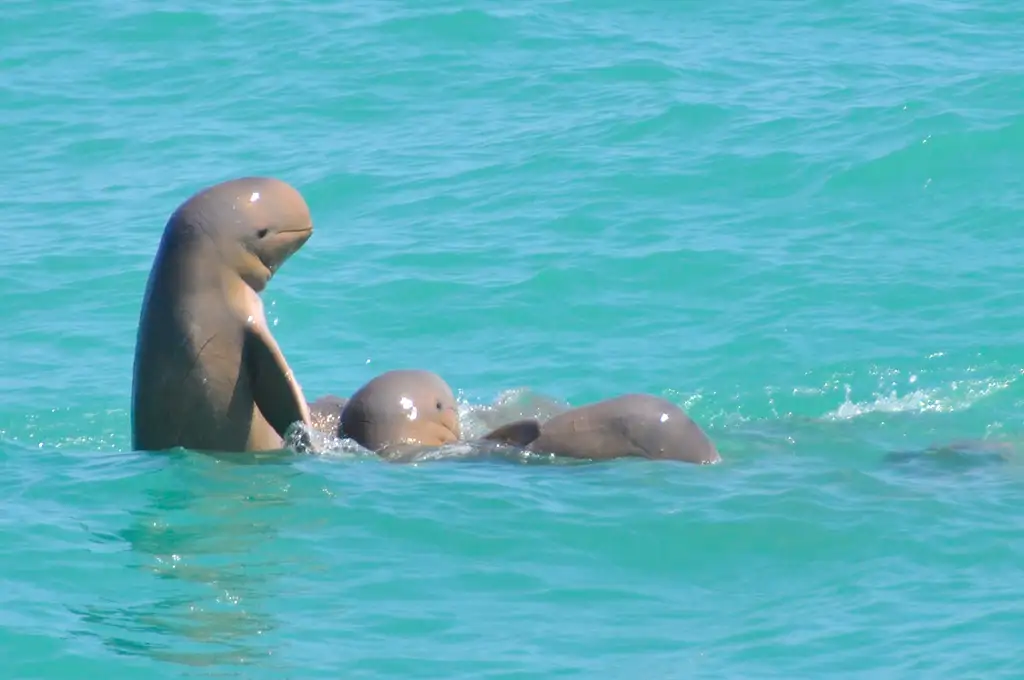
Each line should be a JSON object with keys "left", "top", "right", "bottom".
{"left": 480, "top": 393, "right": 721, "bottom": 464}
{"left": 308, "top": 394, "right": 348, "bottom": 437}
{"left": 337, "top": 369, "right": 461, "bottom": 457}
{"left": 131, "top": 176, "right": 314, "bottom": 454}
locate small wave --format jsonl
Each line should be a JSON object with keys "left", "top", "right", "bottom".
{"left": 823, "top": 376, "right": 1014, "bottom": 421}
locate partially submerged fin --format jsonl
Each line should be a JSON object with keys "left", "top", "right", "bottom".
{"left": 480, "top": 419, "right": 542, "bottom": 448}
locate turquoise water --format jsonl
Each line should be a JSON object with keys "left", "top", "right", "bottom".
{"left": 3, "top": 0, "right": 1024, "bottom": 676}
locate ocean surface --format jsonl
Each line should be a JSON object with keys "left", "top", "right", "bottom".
{"left": 3, "top": 0, "right": 1024, "bottom": 676}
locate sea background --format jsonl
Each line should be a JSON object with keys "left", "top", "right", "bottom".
{"left": 3, "top": 0, "right": 1024, "bottom": 677}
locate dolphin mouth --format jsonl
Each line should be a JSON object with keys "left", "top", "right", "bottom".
{"left": 281, "top": 221, "right": 314, "bottom": 236}
{"left": 278, "top": 226, "right": 314, "bottom": 246}
{"left": 261, "top": 224, "right": 313, "bottom": 275}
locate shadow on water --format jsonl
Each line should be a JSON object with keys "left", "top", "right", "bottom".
{"left": 882, "top": 439, "right": 1022, "bottom": 473}
{"left": 67, "top": 448, "right": 314, "bottom": 672}
{"left": 52, "top": 387, "right": 582, "bottom": 674}
{"left": 53, "top": 387, "right": 1021, "bottom": 673}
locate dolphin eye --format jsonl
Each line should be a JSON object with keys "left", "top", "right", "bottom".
{"left": 256, "top": 228, "right": 268, "bottom": 239}
{"left": 436, "top": 400, "right": 443, "bottom": 410}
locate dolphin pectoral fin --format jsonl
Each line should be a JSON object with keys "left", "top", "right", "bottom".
{"left": 244, "top": 324, "right": 312, "bottom": 440}
{"left": 480, "top": 419, "right": 542, "bottom": 448}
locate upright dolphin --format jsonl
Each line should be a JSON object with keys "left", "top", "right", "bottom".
{"left": 131, "top": 176, "right": 314, "bottom": 454}
{"left": 338, "top": 369, "right": 461, "bottom": 457}
{"left": 480, "top": 393, "right": 720, "bottom": 464}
